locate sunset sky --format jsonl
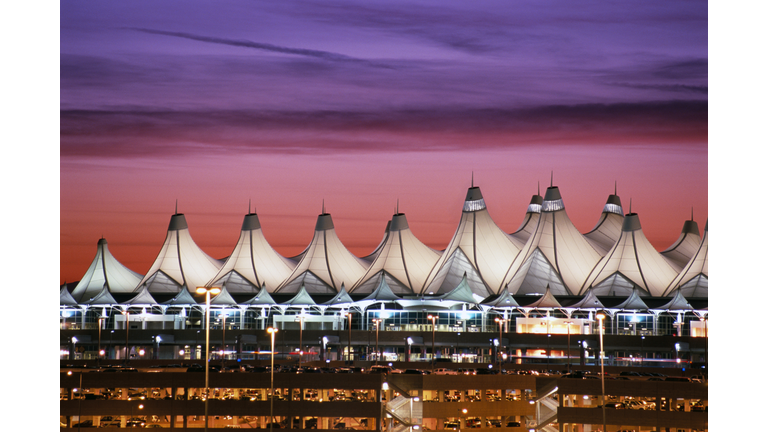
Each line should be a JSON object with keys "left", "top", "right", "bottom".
{"left": 59, "top": 0, "right": 708, "bottom": 284}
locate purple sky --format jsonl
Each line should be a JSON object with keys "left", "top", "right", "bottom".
{"left": 59, "top": 0, "right": 708, "bottom": 283}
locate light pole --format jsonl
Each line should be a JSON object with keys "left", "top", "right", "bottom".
{"left": 97, "top": 318, "right": 104, "bottom": 368}
{"left": 196, "top": 286, "right": 221, "bottom": 432}
{"left": 564, "top": 321, "right": 573, "bottom": 372}
{"left": 268, "top": 327, "right": 278, "bottom": 432}
{"left": 596, "top": 313, "right": 606, "bottom": 432}
{"left": 220, "top": 313, "right": 228, "bottom": 365}
{"left": 427, "top": 315, "right": 437, "bottom": 370}
{"left": 298, "top": 314, "right": 304, "bottom": 368}
{"left": 347, "top": 312, "right": 353, "bottom": 363}
{"left": 372, "top": 318, "right": 381, "bottom": 365}
{"left": 122, "top": 311, "right": 130, "bottom": 364}
{"left": 494, "top": 317, "right": 505, "bottom": 370}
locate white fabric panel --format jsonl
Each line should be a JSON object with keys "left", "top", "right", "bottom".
{"left": 60, "top": 286, "right": 78, "bottom": 306}
{"left": 211, "top": 271, "right": 259, "bottom": 295}
{"left": 583, "top": 226, "right": 678, "bottom": 297}
{"left": 352, "top": 221, "right": 440, "bottom": 294}
{"left": 585, "top": 212, "right": 624, "bottom": 256}
{"left": 421, "top": 196, "right": 521, "bottom": 296}
{"left": 138, "top": 221, "right": 222, "bottom": 294}
{"left": 71, "top": 240, "right": 143, "bottom": 302}
{"left": 424, "top": 248, "right": 490, "bottom": 297}
{"left": 84, "top": 284, "right": 118, "bottom": 305}
{"left": 591, "top": 273, "right": 638, "bottom": 297}
{"left": 208, "top": 225, "right": 296, "bottom": 292}
{"left": 678, "top": 275, "right": 708, "bottom": 298}
{"left": 123, "top": 284, "right": 158, "bottom": 305}
{"left": 661, "top": 231, "right": 702, "bottom": 271}
{"left": 278, "top": 271, "right": 335, "bottom": 295}
{"left": 665, "top": 226, "right": 708, "bottom": 295}
{"left": 505, "top": 204, "right": 601, "bottom": 295}
{"left": 508, "top": 248, "right": 568, "bottom": 296}
{"left": 142, "top": 271, "right": 182, "bottom": 294}
{"left": 510, "top": 212, "right": 540, "bottom": 248}
{"left": 210, "top": 286, "right": 238, "bottom": 306}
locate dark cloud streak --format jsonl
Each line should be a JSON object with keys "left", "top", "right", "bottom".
{"left": 128, "top": 28, "right": 396, "bottom": 69}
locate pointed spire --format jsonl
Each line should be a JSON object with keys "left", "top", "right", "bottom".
{"left": 249, "top": 199, "right": 251, "bottom": 214}
{"left": 614, "top": 181, "right": 617, "bottom": 195}
{"left": 396, "top": 199, "right": 400, "bottom": 214}
{"left": 471, "top": 171, "right": 474, "bottom": 188}
{"left": 629, "top": 198, "right": 632, "bottom": 214}
{"left": 322, "top": 199, "right": 326, "bottom": 214}
{"left": 175, "top": 199, "right": 178, "bottom": 214}
{"left": 537, "top": 181, "right": 540, "bottom": 196}
{"left": 691, "top": 207, "right": 694, "bottom": 221}
{"left": 550, "top": 171, "right": 553, "bottom": 187}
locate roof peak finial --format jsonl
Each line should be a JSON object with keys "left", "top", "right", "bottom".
{"left": 397, "top": 198, "right": 400, "bottom": 214}
{"left": 691, "top": 207, "right": 694, "bottom": 221}
{"left": 538, "top": 181, "right": 540, "bottom": 196}
{"left": 629, "top": 198, "right": 632, "bottom": 214}
{"left": 175, "top": 199, "right": 178, "bottom": 214}
{"left": 614, "top": 180, "right": 617, "bottom": 195}
{"left": 322, "top": 199, "right": 325, "bottom": 214}
{"left": 471, "top": 171, "right": 474, "bottom": 188}
{"left": 550, "top": 171, "right": 553, "bottom": 187}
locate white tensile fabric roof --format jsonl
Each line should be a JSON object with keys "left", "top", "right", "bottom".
{"left": 71, "top": 238, "right": 144, "bottom": 302}
{"left": 504, "top": 186, "right": 602, "bottom": 296}
{"left": 420, "top": 186, "right": 522, "bottom": 298}
{"left": 123, "top": 284, "right": 158, "bottom": 305}
{"left": 661, "top": 219, "right": 702, "bottom": 271}
{"left": 208, "top": 213, "right": 296, "bottom": 294}
{"left": 276, "top": 213, "right": 369, "bottom": 294}
{"left": 361, "top": 220, "right": 390, "bottom": 263}
{"left": 581, "top": 213, "right": 679, "bottom": 297}
{"left": 509, "top": 194, "right": 543, "bottom": 247}
{"left": 521, "top": 286, "right": 563, "bottom": 310}
{"left": 137, "top": 214, "right": 223, "bottom": 295}
{"left": 664, "top": 220, "right": 708, "bottom": 297}
{"left": 612, "top": 287, "right": 650, "bottom": 310}
{"left": 60, "top": 284, "right": 78, "bottom": 306}
{"left": 566, "top": 288, "right": 605, "bottom": 310}
{"left": 584, "top": 194, "right": 625, "bottom": 256}
{"left": 83, "top": 284, "right": 118, "bottom": 305}
{"left": 241, "top": 283, "right": 277, "bottom": 305}
{"left": 351, "top": 212, "right": 440, "bottom": 295}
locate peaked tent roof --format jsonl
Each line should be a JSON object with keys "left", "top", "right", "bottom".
{"left": 664, "top": 221, "right": 708, "bottom": 297}
{"left": 661, "top": 219, "right": 702, "bottom": 271}
{"left": 509, "top": 193, "right": 543, "bottom": 247}
{"left": 503, "top": 186, "right": 602, "bottom": 296}
{"left": 322, "top": 284, "right": 355, "bottom": 306}
{"left": 276, "top": 212, "right": 369, "bottom": 295}
{"left": 584, "top": 193, "right": 625, "bottom": 256}
{"left": 208, "top": 213, "right": 296, "bottom": 294}
{"left": 137, "top": 213, "right": 223, "bottom": 295}
{"left": 482, "top": 287, "right": 521, "bottom": 308}
{"left": 581, "top": 213, "right": 679, "bottom": 297}
{"left": 521, "top": 286, "right": 563, "bottom": 309}
{"left": 612, "top": 287, "right": 650, "bottom": 310}
{"left": 122, "top": 284, "right": 158, "bottom": 305}
{"left": 420, "top": 186, "right": 521, "bottom": 297}
{"left": 654, "top": 289, "right": 693, "bottom": 311}
{"left": 566, "top": 288, "right": 605, "bottom": 310}
{"left": 210, "top": 285, "right": 239, "bottom": 306}
{"left": 71, "top": 238, "right": 144, "bottom": 302}
{"left": 83, "top": 284, "right": 118, "bottom": 305}
{"left": 438, "top": 273, "right": 481, "bottom": 304}
{"left": 361, "top": 277, "right": 402, "bottom": 302}
{"left": 282, "top": 284, "right": 317, "bottom": 306}
{"left": 161, "top": 285, "right": 199, "bottom": 305}
{"left": 241, "top": 283, "right": 277, "bottom": 306}
{"left": 352, "top": 212, "right": 440, "bottom": 295}
{"left": 60, "top": 284, "right": 78, "bottom": 306}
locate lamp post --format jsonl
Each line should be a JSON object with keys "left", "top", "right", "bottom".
{"left": 267, "top": 327, "right": 278, "bottom": 432}
{"left": 494, "top": 317, "right": 505, "bottom": 370}
{"left": 564, "top": 321, "right": 573, "bottom": 372}
{"left": 220, "top": 313, "right": 228, "bottom": 365}
{"left": 298, "top": 314, "right": 304, "bottom": 368}
{"left": 196, "top": 286, "right": 221, "bottom": 432}
{"left": 372, "top": 319, "right": 381, "bottom": 365}
{"left": 427, "top": 315, "right": 437, "bottom": 370}
{"left": 596, "top": 313, "right": 606, "bottom": 432}
{"left": 97, "top": 317, "right": 103, "bottom": 368}
{"left": 347, "top": 312, "right": 353, "bottom": 363}
{"left": 122, "top": 311, "right": 130, "bottom": 364}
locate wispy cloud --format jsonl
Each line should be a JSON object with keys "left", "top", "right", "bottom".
{"left": 128, "top": 28, "right": 395, "bottom": 68}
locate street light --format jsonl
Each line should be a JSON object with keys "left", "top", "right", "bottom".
{"left": 564, "top": 321, "right": 573, "bottom": 372}
{"left": 372, "top": 318, "right": 381, "bottom": 365}
{"left": 298, "top": 314, "right": 304, "bottom": 368}
{"left": 347, "top": 312, "right": 353, "bottom": 363}
{"left": 494, "top": 317, "right": 505, "bottom": 370}
{"left": 122, "top": 311, "right": 130, "bottom": 364}
{"left": 596, "top": 312, "right": 606, "bottom": 432}
{"left": 97, "top": 317, "right": 104, "bottom": 368}
{"left": 220, "top": 313, "right": 228, "bottom": 365}
{"left": 196, "top": 286, "right": 221, "bottom": 432}
{"left": 427, "top": 314, "right": 437, "bottom": 370}
{"left": 267, "top": 327, "right": 278, "bottom": 432}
